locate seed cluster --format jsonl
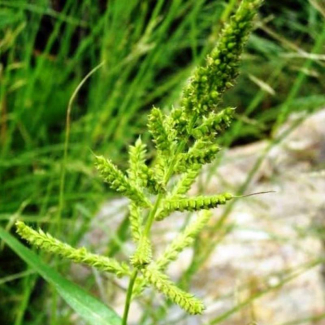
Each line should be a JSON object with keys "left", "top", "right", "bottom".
{"left": 181, "top": 0, "right": 262, "bottom": 116}
{"left": 16, "top": 221, "right": 130, "bottom": 278}
{"left": 156, "top": 193, "right": 233, "bottom": 221}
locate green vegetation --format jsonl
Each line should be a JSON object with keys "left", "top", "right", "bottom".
{"left": 1, "top": 0, "right": 325, "bottom": 324}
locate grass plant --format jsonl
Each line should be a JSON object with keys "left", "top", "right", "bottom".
{"left": 14, "top": 1, "right": 263, "bottom": 323}
{"left": 1, "top": 0, "right": 325, "bottom": 324}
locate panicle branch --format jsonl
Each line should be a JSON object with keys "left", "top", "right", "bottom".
{"left": 16, "top": 221, "right": 130, "bottom": 278}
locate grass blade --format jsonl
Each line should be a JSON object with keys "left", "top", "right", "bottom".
{"left": 0, "top": 227, "right": 121, "bottom": 325}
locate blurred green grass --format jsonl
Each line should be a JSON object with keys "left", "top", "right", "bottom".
{"left": 1, "top": 0, "right": 325, "bottom": 324}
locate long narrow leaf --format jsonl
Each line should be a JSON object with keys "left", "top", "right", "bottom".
{"left": 0, "top": 227, "right": 121, "bottom": 325}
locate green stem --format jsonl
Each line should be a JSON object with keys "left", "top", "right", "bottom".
{"left": 122, "top": 269, "right": 138, "bottom": 325}
{"left": 143, "top": 193, "right": 163, "bottom": 237}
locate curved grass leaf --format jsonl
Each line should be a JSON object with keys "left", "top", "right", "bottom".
{"left": 0, "top": 227, "right": 121, "bottom": 325}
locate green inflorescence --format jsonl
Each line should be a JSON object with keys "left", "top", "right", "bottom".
{"left": 128, "top": 138, "right": 166, "bottom": 194}
{"left": 191, "top": 107, "right": 236, "bottom": 139}
{"left": 176, "top": 140, "right": 220, "bottom": 172}
{"left": 156, "top": 210, "right": 212, "bottom": 271}
{"left": 141, "top": 264, "right": 205, "bottom": 315}
{"left": 129, "top": 202, "right": 142, "bottom": 242}
{"left": 131, "top": 236, "right": 152, "bottom": 268}
{"left": 16, "top": 221, "right": 131, "bottom": 278}
{"left": 181, "top": 0, "right": 262, "bottom": 116}
{"left": 148, "top": 107, "right": 172, "bottom": 157}
{"left": 156, "top": 193, "right": 233, "bottom": 221}
{"left": 16, "top": 0, "right": 262, "bottom": 321}
{"left": 95, "top": 155, "right": 151, "bottom": 207}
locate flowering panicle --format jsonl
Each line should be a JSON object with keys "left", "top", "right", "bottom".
{"left": 16, "top": 0, "right": 262, "bottom": 320}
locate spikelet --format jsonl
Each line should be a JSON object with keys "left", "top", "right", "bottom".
{"left": 143, "top": 165, "right": 166, "bottom": 194}
{"left": 128, "top": 138, "right": 166, "bottom": 194}
{"left": 156, "top": 211, "right": 211, "bottom": 271}
{"left": 168, "top": 107, "right": 189, "bottom": 140}
{"left": 156, "top": 193, "right": 233, "bottom": 220}
{"left": 129, "top": 202, "right": 142, "bottom": 242}
{"left": 16, "top": 221, "right": 130, "bottom": 278}
{"left": 152, "top": 154, "right": 168, "bottom": 185}
{"left": 128, "top": 137, "right": 147, "bottom": 187}
{"left": 176, "top": 140, "right": 220, "bottom": 172}
{"left": 131, "top": 236, "right": 152, "bottom": 268}
{"left": 162, "top": 109, "right": 179, "bottom": 142}
{"left": 95, "top": 155, "right": 150, "bottom": 207}
{"left": 181, "top": 0, "right": 262, "bottom": 116}
{"left": 172, "top": 165, "right": 201, "bottom": 196}
{"left": 141, "top": 264, "right": 205, "bottom": 315}
{"left": 192, "top": 107, "right": 235, "bottom": 139}
{"left": 148, "top": 107, "right": 172, "bottom": 156}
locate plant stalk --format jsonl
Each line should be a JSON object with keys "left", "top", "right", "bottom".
{"left": 122, "top": 269, "right": 138, "bottom": 325}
